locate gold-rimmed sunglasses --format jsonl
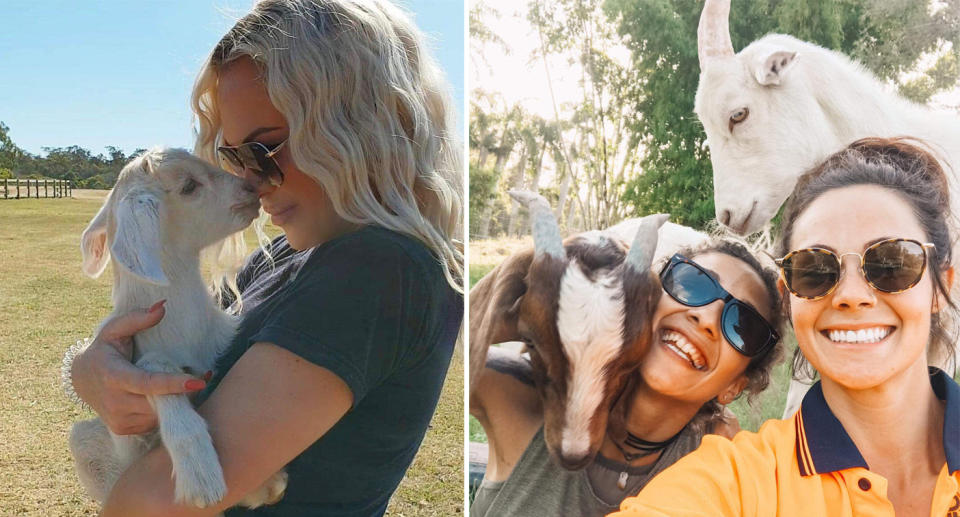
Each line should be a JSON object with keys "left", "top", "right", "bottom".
{"left": 775, "top": 238, "right": 936, "bottom": 300}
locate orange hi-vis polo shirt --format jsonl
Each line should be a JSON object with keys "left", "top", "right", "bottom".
{"left": 609, "top": 368, "right": 960, "bottom": 517}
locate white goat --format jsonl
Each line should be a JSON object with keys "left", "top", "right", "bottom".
{"left": 605, "top": 218, "right": 709, "bottom": 263}
{"left": 694, "top": 0, "right": 960, "bottom": 417}
{"left": 70, "top": 148, "right": 285, "bottom": 509}
{"left": 695, "top": 0, "right": 960, "bottom": 235}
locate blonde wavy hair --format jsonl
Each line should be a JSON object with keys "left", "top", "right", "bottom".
{"left": 191, "top": 0, "right": 464, "bottom": 293}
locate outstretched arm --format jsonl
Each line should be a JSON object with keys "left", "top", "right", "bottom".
{"left": 100, "top": 342, "right": 353, "bottom": 517}
{"left": 470, "top": 346, "right": 543, "bottom": 483}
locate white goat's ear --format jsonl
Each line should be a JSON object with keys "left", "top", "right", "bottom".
{"left": 111, "top": 188, "right": 169, "bottom": 285}
{"left": 80, "top": 192, "right": 114, "bottom": 278}
{"left": 754, "top": 50, "right": 797, "bottom": 86}
{"left": 141, "top": 152, "right": 156, "bottom": 174}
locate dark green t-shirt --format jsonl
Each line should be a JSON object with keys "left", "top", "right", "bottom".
{"left": 198, "top": 226, "right": 462, "bottom": 517}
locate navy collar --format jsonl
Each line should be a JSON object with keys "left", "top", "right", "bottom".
{"left": 931, "top": 368, "right": 960, "bottom": 473}
{"left": 796, "top": 367, "right": 960, "bottom": 476}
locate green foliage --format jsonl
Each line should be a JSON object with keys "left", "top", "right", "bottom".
{"left": 606, "top": 0, "right": 960, "bottom": 231}
{"left": 469, "top": 264, "right": 496, "bottom": 288}
{"left": 0, "top": 167, "right": 12, "bottom": 180}
{"left": 900, "top": 51, "right": 960, "bottom": 103}
{"left": 469, "top": 89, "right": 570, "bottom": 237}
{"left": 0, "top": 122, "right": 133, "bottom": 189}
{"left": 0, "top": 121, "right": 25, "bottom": 171}
{"left": 605, "top": 0, "right": 713, "bottom": 228}
{"left": 78, "top": 174, "right": 112, "bottom": 190}
{"left": 470, "top": 1, "right": 509, "bottom": 54}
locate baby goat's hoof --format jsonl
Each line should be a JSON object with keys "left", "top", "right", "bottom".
{"left": 262, "top": 470, "right": 288, "bottom": 505}
{"left": 238, "top": 470, "right": 288, "bottom": 509}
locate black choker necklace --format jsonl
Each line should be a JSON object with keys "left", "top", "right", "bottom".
{"left": 624, "top": 430, "right": 679, "bottom": 452}
{"left": 608, "top": 429, "right": 682, "bottom": 489}
{"left": 609, "top": 430, "right": 679, "bottom": 461}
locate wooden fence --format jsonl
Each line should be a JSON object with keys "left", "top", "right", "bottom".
{"left": 2, "top": 179, "right": 72, "bottom": 199}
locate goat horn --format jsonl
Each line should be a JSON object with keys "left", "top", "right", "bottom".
{"left": 698, "top": 0, "right": 735, "bottom": 70}
{"left": 624, "top": 213, "right": 669, "bottom": 271}
{"left": 508, "top": 189, "right": 564, "bottom": 259}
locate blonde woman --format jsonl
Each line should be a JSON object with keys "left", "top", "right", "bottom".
{"left": 68, "top": 1, "right": 463, "bottom": 515}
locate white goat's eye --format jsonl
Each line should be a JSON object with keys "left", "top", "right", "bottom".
{"left": 728, "top": 107, "right": 749, "bottom": 132}
{"left": 180, "top": 178, "right": 200, "bottom": 195}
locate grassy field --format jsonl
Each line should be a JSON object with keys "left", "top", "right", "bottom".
{"left": 0, "top": 193, "right": 463, "bottom": 516}
{"left": 467, "top": 237, "right": 798, "bottom": 444}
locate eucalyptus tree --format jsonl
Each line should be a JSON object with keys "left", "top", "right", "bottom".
{"left": 0, "top": 122, "right": 24, "bottom": 171}
{"left": 469, "top": 92, "right": 529, "bottom": 237}
{"left": 528, "top": 0, "right": 645, "bottom": 232}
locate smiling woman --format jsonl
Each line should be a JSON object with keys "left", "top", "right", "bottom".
{"left": 612, "top": 137, "right": 960, "bottom": 517}
{"left": 469, "top": 231, "right": 784, "bottom": 517}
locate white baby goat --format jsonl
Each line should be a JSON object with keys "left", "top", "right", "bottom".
{"left": 70, "top": 148, "right": 285, "bottom": 509}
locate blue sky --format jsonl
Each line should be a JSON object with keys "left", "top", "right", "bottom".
{"left": 0, "top": 0, "right": 464, "bottom": 156}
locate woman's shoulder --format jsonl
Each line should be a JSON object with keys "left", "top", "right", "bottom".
{"left": 324, "top": 226, "right": 436, "bottom": 262}
{"left": 303, "top": 226, "right": 444, "bottom": 282}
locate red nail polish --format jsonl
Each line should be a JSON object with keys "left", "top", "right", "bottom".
{"left": 148, "top": 299, "right": 167, "bottom": 313}
{"left": 185, "top": 379, "right": 205, "bottom": 391}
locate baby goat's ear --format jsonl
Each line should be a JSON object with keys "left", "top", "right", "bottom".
{"left": 80, "top": 191, "right": 114, "bottom": 278}
{"left": 111, "top": 188, "right": 169, "bottom": 285}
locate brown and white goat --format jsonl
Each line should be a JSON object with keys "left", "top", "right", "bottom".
{"left": 470, "top": 190, "right": 669, "bottom": 470}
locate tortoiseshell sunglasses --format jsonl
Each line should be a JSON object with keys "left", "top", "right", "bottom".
{"left": 776, "top": 238, "right": 935, "bottom": 300}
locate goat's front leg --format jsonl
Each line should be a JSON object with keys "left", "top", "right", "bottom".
{"left": 137, "top": 355, "right": 227, "bottom": 508}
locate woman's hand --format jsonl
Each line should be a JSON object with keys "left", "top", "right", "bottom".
{"left": 71, "top": 300, "right": 206, "bottom": 435}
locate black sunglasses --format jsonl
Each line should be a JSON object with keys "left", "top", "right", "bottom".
{"left": 776, "top": 238, "right": 935, "bottom": 301}
{"left": 217, "top": 139, "right": 287, "bottom": 187}
{"left": 659, "top": 254, "right": 779, "bottom": 357}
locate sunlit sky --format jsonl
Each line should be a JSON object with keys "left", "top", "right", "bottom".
{"left": 0, "top": 0, "right": 464, "bottom": 157}
{"left": 471, "top": 0, "right": 584, "bottom": 118}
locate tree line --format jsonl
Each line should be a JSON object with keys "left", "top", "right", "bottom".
{"left": 0, "top": 122, "right": 145, "bottom": 189}
{"left": 470, "top": 0, "right": 960, "bottom": 239}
